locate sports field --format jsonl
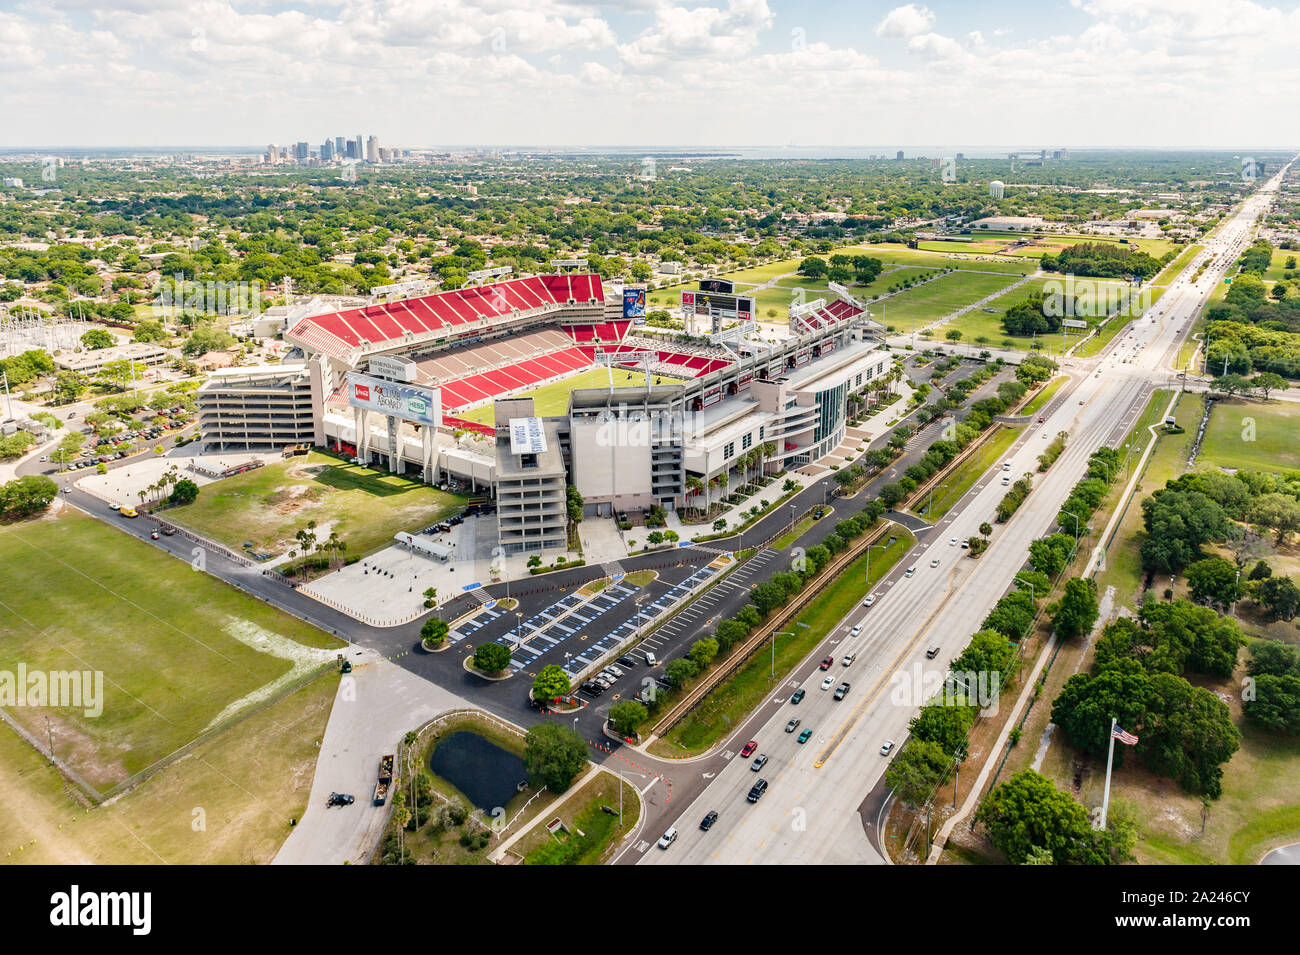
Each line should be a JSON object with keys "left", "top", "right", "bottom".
{"left": 166, "top": 451, "right": 463, "bottom": 559}
{"left": 1198, "top": 397, "right": 1300, "bottom": 473}
{"left": 453, "top": 366, "right": 688, "bottom": 426}
{"left": 874, "top": 269, "right": 1022, "bottom": 331}
{"left": 0, "top": 509, "right": 343, "bottom": 791}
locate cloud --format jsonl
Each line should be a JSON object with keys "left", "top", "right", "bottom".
{"left": 875, "top": 4, "right": 935, "bottom": 39}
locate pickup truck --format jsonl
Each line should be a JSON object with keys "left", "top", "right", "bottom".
{"left": 373, "top": 780, "right": 389, "bottom": 806}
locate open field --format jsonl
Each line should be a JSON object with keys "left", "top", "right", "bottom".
{"left": 876, "top": 270, "right": 1022, "bottom": 331}
{"left": 0, "top": 669, "right": 338, "bottom": 864}
{"left": 454, "top": 366, "right": 688, "bottom": 426}
{"left": 0, "top": 509, "right": 343, "bottom": 791}
{"left": 649, "top": 529, "right": 914, "bottom": 757}
{"left": 1198, "top": 397, "right": 1300, "bottom": 473}
{"left": 166, "top": 451, "right": 463, "bottom": 559}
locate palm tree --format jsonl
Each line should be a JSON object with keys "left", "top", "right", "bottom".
{"left": 685, "top": 475, "right": 704, "bottom": 518}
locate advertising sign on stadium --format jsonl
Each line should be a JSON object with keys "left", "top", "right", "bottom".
{"left": 820, "top": 341, "right": 837, "bottom": 357}
{"left": 346, "top": 372, "right": 439, "bottom": 425}
{"left": 623, "top": 287, "right": 647, "bottom": 322}
{"left": 508, "top": 417, "right": 548, "bottom": 455}
{"left": 549, "top": 258, "right": 589, "bottom": 269}
{"left": 367, "top": 354, "right": 418, "bottom": 382}
{"left": 794, "top": 349, "right": 811, "bottom": 367}
{"left": 737, "top": 371, "right": 754, "bottom": 390}
{"left": 681, "top": 291, "right": 755, "bottom": 317}
{"left": 701, "top": 387, "right": 723, "bottom": 408}
{"left": 698, "top": 278, "right": 735, "bottom": 294}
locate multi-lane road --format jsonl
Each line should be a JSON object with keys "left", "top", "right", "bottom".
{"left": 635, "top": 165, "right": 1289, "bottom": 866}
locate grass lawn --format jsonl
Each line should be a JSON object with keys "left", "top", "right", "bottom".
{"left": 914, "top": 426, "right": 1021, "bottom": 520}
{"left": 875, "top": 270, "right": 1022, "bottom": 331}
{"left": 1198, "top": 397, "right": 1300, "bottom": 473}
{"left": 772, "top": 513, "right": 822, "bottom": 550}
{"left": 1152, "top": 244, "right": 1202, "bottom": 286}
{"left": 166, "top": 450, "right": 464, "bottom": 560}
{"left": 649, "top": 529, "right": 914, "bottom": 757}
{"left": 519, "top": 771, "right": 639, "bottom": 865}
{"left": 454, "top": 367, "right": 687, "bottom": 426}
{"left": 0, "top": 669, "right": 338, "bottom": 864}
{"left": 1020, "top": 376, "right": 1067, "bottom": 417}
{"left": 832, "top": 243, "right": 1038, "bottom": 275}
{"left": 0, "top": 509, "right": 342, "bottom": 791}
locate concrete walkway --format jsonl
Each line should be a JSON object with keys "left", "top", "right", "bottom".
{"left": 273, "top": 649, "right": 473, "bottom": 865}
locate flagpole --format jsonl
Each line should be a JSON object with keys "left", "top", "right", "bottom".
{"left": 1100, "top": 716, "right": 1117, "bottom": 830}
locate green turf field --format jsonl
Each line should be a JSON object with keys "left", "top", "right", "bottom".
{"left": 454, "top": 366, "right": 688, "bottom": 426}
{"left": 1198, "top": 397, "right": 1300, "bottom": 473}
{"left": 874, "top": 269, "right": 1022, "bottom": 331}
{"left": 0, "top": 509, "right": 343, "bottom": 791}
{"left": 167, "top": 451, "right": 463, "bottom": 559}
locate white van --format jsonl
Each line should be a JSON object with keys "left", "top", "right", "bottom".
{"left": 657, "top": 826, "right": 677, "bottom": 849}
{"left": 644, "top": 651, "right": 658, "bottom": 667}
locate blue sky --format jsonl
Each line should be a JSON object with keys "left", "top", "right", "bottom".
{"left": 1, "top": 1, "right": 1297, "bottom": 148}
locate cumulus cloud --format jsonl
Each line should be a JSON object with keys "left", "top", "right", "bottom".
{"left": 875, "top": 4, "right": 934, "bottom": 39}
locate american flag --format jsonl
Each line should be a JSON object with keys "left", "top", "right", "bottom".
{"left": 1112, "top": 725, "right": 1139, "bottom": 746}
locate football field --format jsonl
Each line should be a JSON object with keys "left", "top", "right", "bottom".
{"left": 453, "top": 366, "right": 688, "bottom": 426}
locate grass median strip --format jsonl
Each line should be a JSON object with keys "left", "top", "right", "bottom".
{"left": 648, "top": 529, "right": 914, "bottom": 758}
{"left": 913, "top": 426, "right": 1021, "bottom": 521}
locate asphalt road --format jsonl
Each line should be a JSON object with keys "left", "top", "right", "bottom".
{"left": 633, "top": 167, "right": 1287, "bottom": 865}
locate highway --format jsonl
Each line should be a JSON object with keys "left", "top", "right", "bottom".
{"left": 637, "top": 166, "right": 1288, "bottom": 866}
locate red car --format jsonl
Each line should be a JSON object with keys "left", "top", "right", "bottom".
{"left": 819, "top": 656, "right": 835, "bottom": 671}
{"left": 739, "top": 740, "right": 757, "bottom": 758}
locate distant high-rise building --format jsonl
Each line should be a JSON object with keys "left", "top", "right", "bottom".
{"left": 896, "top": 150, "right": 904, "bottom": 160}
{"left": 295, "top": 141, "right": 309, "bottom": 161}
{"left": 366, "top": 136, "right": 379, "bottom": 163}
{"left": 335, "top": 136, "right": 346, "bottom": 156}
{"left": 321, "top": 140, "right": 334, "bottom": 162}
{"left": 355, "top": 135, "right": 363, "bottom": 160}
{"left": 345, "top": 139, "right": 357, "bottom": 159}
{"left": 266, "top": 144, "right": 277, "bottom": 165}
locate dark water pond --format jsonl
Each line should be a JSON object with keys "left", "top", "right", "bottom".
{"left": 429, "top": 730, "right": 527, "bottom": 812}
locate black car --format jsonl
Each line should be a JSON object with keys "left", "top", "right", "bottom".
{"left": 700, "top": 810, "right": 719, "bottom": 831}
{"left": 618, "top": 655, "right": 637, "bottom": 669}
{"left": 746, "top": 779, "right": 768, "bottom": 803}
{"left": 791, "top": 688, "right": 806, "bottom": 704}
{"left": 327, "top": 792, "right": 355, "bottom": 807}
{"left": 580, "top": 681, "right": 604, "bottom": 696}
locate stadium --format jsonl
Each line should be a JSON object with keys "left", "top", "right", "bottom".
{"left": 197, "top": 264, "right": 890, "bottom": 552}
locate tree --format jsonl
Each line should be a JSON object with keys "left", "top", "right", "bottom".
{"left": 664, "top": 657, "right": 698, "bottom": 687}
{"left": 422, "top": 586, "right": 437, "bottom": 609}
{"left": 945, "top": 329, "right": 963, "bottom": 342}
{"left": 531, "top": 664, "right": 570, "bottom": 701}
{"left": 1252, "top": 371, "right": 1286, "bottom": 399}
{"left": 884, "top": 739, "right": 949, "bottom": 808}
{"left": 181, "top": 326, "right": 235, "bottom": 358}
{"left": 712, "top": 518, "right": 726, "bottom": 532}
{"left": 909, "top": 702, "right": 976, "bottom": 758}
{"left": 473, "top": 641, "right": 511, "bottom": 674}
{"left": 97, "top": 359, "right": 147, "bottom": 391}
{"left": 608, "top": 701, "right": 648, "bottom": 737}
{"left": 1053, "top": 577, "right": 1099, "bottom": 640}
{"left": 0, "top": 475, "right": 58, "bottom": 519}
{"left": 168, "top": 478, "right": 199, "bottom": 506}
{"left": 420, "top": 618, "right": 449, "bottom": 649}
{"left": 1185, "top": 556, "right": 1241, "bottom": 610}
{"left": 1243, "top": 674, "right": 1300, "bottom": 735}
{"left": 1139, "top": 489, "right": 1227, "bottom": 573}
{"left": 132, "top": 320, "right": 168, "bottom": 343}
{"left": 523, "top": 723, "right": 588, "bottom": 793}
{"left": 80, "top": 328, "right": 115, "bottom": 350}
{"left": 565, "top": 484, "right": 584, "bottom": 523}
{"left": 1253, "top": 574, "right": 1300, "bottom": 622}
{"left": 53, "top": 370, "right": 87, "bottom": 404}
{"left": 977, "top": 770, "right": 1107, "bottom": 865}
{"left": 1250, "top": 492, "right": 1300, "bottom": 545}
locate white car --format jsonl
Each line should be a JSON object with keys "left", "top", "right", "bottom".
{"left": 850, "top": 624, "right": 861, "bottom": 636}
{"left": 949, "top": 537, "right": 957, "bottom": 546}
{"left": 929, "top": 558, "right": 940, "bottom": 568}
{"left": 880, "top": 740, "right": 895, "bottom": 756}
{"left": 821, "top": 676, "right": 835, "bottom": 691}
{"left": 657, "top": 827, "right": 677, "bottom": 849}
{"left": 862, "top": 594, "right": 877, "bottom": 607}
